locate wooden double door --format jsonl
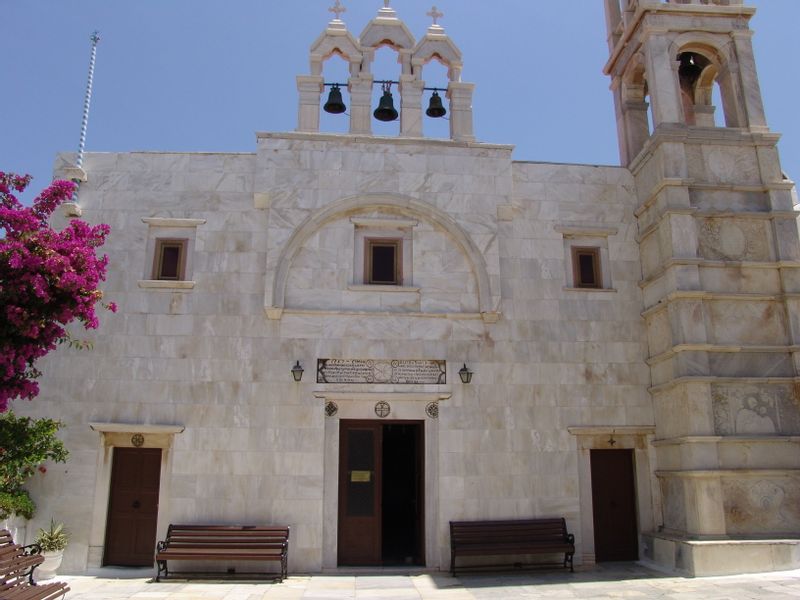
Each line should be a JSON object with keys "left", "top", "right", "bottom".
{"left": 104, "top": 447, "right": 162, "bottom": 566}
{"left": 338, "top": 420, "right": 424, "bottom": 566}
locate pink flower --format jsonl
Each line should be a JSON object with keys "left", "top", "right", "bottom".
{"left": 0, "top": 172, "right": 114, "bottom": 410}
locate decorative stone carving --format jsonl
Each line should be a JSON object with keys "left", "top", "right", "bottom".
{"left": 425, "top": 402, "right": 439, "bottom": 419}
{"left": 723, "top": 477, "right": 800, "bottom": 534}
{"left": 697, "top": 218, "right": 771, "bottom": 262}
{"left": 712, "top": 384, "right": 800, "bottom": 435}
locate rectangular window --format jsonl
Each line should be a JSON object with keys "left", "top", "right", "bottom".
{"left": 365, "top": 238, "right": 402, "bottom": 285}
{"left": 572, "top": 247, "right": 601, "bottom": 289}
{"left": 153, "top": 239, "right": 187, "bottom": 281}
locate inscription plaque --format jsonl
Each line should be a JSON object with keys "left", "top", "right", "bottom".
{"left": 317, "top": 359, "right": 446, "bottom": 384}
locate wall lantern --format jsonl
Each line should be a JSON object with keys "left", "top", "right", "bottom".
{"left": 291, "top": 361, "right": 304, "bottom": 382}
{"left": 458, "top": 363, "right": 473, "bottom": 384}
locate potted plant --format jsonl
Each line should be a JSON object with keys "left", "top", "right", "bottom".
{"left": 33, "top": 519, "right": 68, "bottom": 580}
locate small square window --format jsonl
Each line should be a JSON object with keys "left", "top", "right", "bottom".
{"left": 153, "top": 239, "right": 187, "bottom": 281}
{"left": 572, "top": 247, "right": 601, "bottom": 289}
{"left": 365, "top": 238, "right": 402, "bottom": 285}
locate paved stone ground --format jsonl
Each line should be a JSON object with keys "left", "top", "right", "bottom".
{"left": 58, "top": 563, "right": 800, "bottom": 599}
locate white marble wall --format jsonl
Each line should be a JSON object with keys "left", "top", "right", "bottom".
{"left": 18, "top": 137, "right": 653, "bottom": 574}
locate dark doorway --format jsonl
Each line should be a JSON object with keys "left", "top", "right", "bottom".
{"left": 104, "top": 447, "right": 162, "bottom": 566}
{"left": 338, "top": 420, "right": 424, "bottom": 566}
{"left": 382, "top": 423, "right": 423, "bottom": 565}
{"left": 590, "top": 449, "right": 638, "bottom": 561}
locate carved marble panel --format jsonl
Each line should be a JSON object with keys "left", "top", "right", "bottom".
{"left": 697, "top": 218, "right": 771, "bottom": 262}
{"left": 723, "top": 476, "right": 800, "bottom": 534}
{"left": 711, "top": 383, "right": 800, "bottom": 435}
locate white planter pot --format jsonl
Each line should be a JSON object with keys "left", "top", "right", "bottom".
{"left": 35, "top": 550, "right": 64, "bottom": 581}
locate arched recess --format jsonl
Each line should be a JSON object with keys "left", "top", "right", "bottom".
{"left": 411, "top": 36, "right": 463, "bottom": 82}
{"left": 265, "top": 193, "right": 498, "bottom": 322}
{"left": 359, "top": 12, "right": 415, "bottom": 76}
{"left": 669, "top": 34, "right": 741, "bottom": 127}
{"left": 310, "top": 31, "right": 363, "bottom": 78}
{"left": 619, "top": 52, "right": 651, "bottom": 162}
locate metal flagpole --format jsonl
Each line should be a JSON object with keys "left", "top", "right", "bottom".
{"left": 72, "top": 31, "right": 101, "bottom": 202}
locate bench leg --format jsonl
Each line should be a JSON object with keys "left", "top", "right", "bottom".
{"left": 565, "top": 551, "right": 574, "bottom": 573}
{"left": 281, "top": 552, "right": 288, "bottom": 582}
{"left": 450, "top": 552, "right": 456, "bottom": 576}
{"left": 156, "top": 559, "right": 168, "bottom": 582}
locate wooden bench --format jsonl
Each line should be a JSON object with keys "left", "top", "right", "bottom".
{"left": 449, "top": 518, "right": 575, "bottom": 575}
{"left": 0, "top": 529, "right": 70, "bottom": 600}
{"left": 155, "top": 524, "right": 290, "bottom": 582}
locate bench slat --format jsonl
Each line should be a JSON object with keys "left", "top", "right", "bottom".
{"left": 1, "top": 582, "right": 69, "bottom": 600}
{"left": 0, "top": 529, "right": 64, "bottom": 599}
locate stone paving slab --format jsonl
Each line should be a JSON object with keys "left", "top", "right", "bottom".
{"left": 57, "top": 564, "right": 800, "bottom": 599}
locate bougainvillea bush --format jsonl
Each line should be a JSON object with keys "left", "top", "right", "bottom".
{"left": 0, "top": 172, "right": 115, "bottom": 410}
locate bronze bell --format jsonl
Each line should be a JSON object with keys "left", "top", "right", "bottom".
{"left": 426, "top": 91, "right": 447, "bottom": 118}
{"left": 323, "top": 85, "right": 346, "bottom": 114}
{"left": 373, "top": 90, "right": 399, "bottom": 122}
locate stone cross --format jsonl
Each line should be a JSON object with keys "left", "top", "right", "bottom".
{"left": 329, "top": 0, "right": 346, "bottom": 20}
{"left": 427, "top": 6, "right": 443, "bottom": 25}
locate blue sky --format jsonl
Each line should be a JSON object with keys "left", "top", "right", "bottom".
{"left": 3, "top": 1, "right": 799, "bottom": 204}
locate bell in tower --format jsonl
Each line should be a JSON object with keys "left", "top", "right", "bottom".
{"left": 373, "top": 83, "right": 399, "bottom": 122}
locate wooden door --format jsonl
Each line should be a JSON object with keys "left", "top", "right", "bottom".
{"left": 590, "top": 449, "right": 639, "bottom": 561}
{"left": 104, "top": 448, "right": 162, "bottom": 566}
{"left": 338, "top": 421, "right": 382, "bottom": 565}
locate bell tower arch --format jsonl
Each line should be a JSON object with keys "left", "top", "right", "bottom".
{"left": 605, "top": 0, "right": 769, "bottom": 164}
{"left": 297, "top": 1, "right": 475, "bottom": 142}
{"left": 604, "top": 0, "right": 800, "bottom": 575}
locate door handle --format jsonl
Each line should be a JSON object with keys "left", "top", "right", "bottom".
{"left": 132, "top": 500, "right": 141, "bottom": 509}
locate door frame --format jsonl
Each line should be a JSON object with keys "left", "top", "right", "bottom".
{"left": 319, "top": 392, "right": 445, "bottom": 570}
{"left": 567, "top": 426, "right": 657, "bottom": 567}
{"left": 87, "top": 423, "right": 184, "bottom": 568}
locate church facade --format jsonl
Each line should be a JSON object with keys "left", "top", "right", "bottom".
{"left": 19, "top": 0, "right": 800, "bottom": 577}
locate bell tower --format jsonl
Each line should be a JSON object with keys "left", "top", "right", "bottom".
{"left": 296, "top": 1, "right": 474, "bottom": 141}
{"left": 605, "top": 0, "right": 800, "bottom": 574}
